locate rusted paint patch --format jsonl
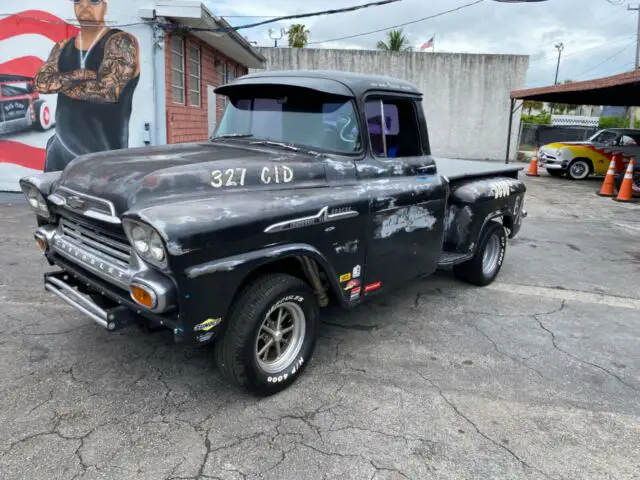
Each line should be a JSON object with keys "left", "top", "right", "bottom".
{"left": 375, "top": 206, "right": 437, "bottom": 239}
{"left": 334, "top": 240, "right": 359, "bottom": 254}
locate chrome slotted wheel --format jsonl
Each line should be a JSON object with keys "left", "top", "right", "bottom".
{"left": 255, "top": 302, "right": 306, "bottom": 374}
{"left": 482, "top": 234, "right": 501, "bottom": 277}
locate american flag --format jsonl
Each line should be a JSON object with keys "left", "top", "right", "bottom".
{"left": 420, "top": 35, "right": 435, "bottom": 51}
{"left": 0, "top": 4, "right": 78, "bottom": 191}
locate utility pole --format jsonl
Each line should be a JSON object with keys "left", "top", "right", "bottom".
{"left": 554, "top": 42, "right": 564, "bottom": 85}
{"left": 551, "top": 42, "right": 564, "bottom": 116}
{"left": 629, "top": 4, "right": 639, "bottom": 128}
{"left": 268, "top": 28, "right": 284, "bottom": 47}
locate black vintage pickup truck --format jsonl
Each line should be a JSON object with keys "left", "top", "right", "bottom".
{"left": 20, "top": 70, "right": 527, "bottom": 395}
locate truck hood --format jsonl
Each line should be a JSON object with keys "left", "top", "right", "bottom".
{"left": 53, "top": 142, "right": 329, "bottom": 214}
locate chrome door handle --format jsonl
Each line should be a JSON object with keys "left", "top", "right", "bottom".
{"left": 418, "top": 165, "right": 436, "bottom": 174}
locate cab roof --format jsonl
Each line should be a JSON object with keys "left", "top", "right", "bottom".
{"left": 215, "top": 69, "right": 422, "bottom": 98}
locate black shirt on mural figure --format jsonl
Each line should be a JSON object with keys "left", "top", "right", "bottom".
{"left": 44, "top": 28, "right": 139, "bottom": 172}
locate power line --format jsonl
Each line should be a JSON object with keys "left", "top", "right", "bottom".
{"left": 575, "top": 41, "right": 635, "bottom": 78}
{"left": 307, "top": 0, "right": 485, "bottom": 45}
{"left": 0, "top": 12, "right": 152, "bottom": 28}
{"left": 1, "top": 1, "right": 402, "bottom": 33}
{"left": 184, "top": 0, "right": 403, "bottom": 33}
{"left": 528, "top": 34, "right": 637, "bottom": 65}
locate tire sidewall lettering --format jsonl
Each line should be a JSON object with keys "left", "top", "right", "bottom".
{"left": 497, "top": 234, "right": 506, "bottom": 267}
{"left": 253, "top": 289, "right": 316, "bottom": 386}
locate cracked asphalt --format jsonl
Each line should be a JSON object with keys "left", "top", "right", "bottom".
{"left": 1, "top": 171, "right": 640, "bottom": 480}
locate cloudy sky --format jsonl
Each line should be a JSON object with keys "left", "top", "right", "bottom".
{"left": 205, "top": 0, "right": 639, "bottom": 87}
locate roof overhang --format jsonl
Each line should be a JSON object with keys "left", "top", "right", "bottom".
{"left": 150, "top": 1, "right": 266, "bottom": 69}
{"left": 511, "top": 70, "right": 640, "bottom": 107}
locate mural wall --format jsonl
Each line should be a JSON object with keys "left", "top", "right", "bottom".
{"left": 0, "top": 0, "right": 156, "bottom": 191}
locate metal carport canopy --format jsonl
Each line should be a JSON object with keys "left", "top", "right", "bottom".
{"left": 510, "top": 70, "right": 640, "bottom": 106}
{"left": 504, "top": 70, "right": 640, "bottom": 163}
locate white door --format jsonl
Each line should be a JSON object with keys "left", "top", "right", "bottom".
{"left": 207, "top": 85, "right": 217, "bottom": 138}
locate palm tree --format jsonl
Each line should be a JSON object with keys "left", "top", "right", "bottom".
{"left": 523, "top": 100, "right": 544, "bottom": 116}
{"left": 288, "top": 24, "right": 310, "bottom": 48}
{"left": 376, "top": 29, "right": 412, "bottom": 52}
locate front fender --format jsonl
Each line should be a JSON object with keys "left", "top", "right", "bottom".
{"left": 177, "top": 243, "right": 344, "bottom": 343}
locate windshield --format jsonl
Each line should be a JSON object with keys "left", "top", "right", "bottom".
{"left": 588, "top": 130, "right": 618, "bottom": 144}
{"left": 213, "top": 92, "right": 361, "bottom": 154}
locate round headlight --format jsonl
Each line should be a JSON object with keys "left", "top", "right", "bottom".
{"left": 149, "top": 231, "right": 165, "bottom": 262}
{"left": 131, "top": 225, "right": 150, "bottom": 255}
{"left": 27, "top": 189, "right": 40, "bottom": 209}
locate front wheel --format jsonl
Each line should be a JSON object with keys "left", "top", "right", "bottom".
{"left": 567, "top": 159, "right": 591, "bottom": 180}
{"left": 214, "top": 273, "right": 319, "bottom": 396}
{"left": 453, "top": 221, "right": 507, "bottom": 286}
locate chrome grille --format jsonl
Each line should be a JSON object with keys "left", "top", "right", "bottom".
{"left": 59, "top": 217, "right": 131, "bottom": 267}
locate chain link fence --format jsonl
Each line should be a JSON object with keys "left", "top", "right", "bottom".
{"left": 519, "top": 124, "right": 598, "bottom": 151}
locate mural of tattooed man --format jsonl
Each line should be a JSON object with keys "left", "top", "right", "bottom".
{"left": 35, "top": 0, "right": 140, "bottom": 172}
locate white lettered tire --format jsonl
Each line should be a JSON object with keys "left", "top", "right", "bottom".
{"left": 214, "top": 273, "right": 319, "bottom": 396}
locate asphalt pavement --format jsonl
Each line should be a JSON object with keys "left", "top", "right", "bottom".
{"left": 1, "top": 171, "right": 639, "bottom": 479}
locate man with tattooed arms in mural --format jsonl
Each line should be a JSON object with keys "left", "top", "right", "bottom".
{"left": 35, "top": 0, "right": 140, "bottom": 172}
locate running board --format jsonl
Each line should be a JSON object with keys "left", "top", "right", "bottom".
{"left": 437, "top": 252, "right": 473, "bottom": 268}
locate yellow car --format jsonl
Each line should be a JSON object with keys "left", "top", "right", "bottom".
{"left": 538, "top": 128, "right": 640, "bottom": 180}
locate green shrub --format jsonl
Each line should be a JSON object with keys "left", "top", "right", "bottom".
{"left": 599, "top": 116, "right": 640, "bottom": 129}
{"left": 521, "top": 112, "right": 551, "bottom": 125}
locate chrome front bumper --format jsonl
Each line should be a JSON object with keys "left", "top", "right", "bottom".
{"left": 45, "top": 273, "right": 115, "bottom": 330}
{"left": 539, "top": 154, "right": 567, "bottom": 169}
{"left": 543, "top": 163, "right": 566, "bottom": 170}
{"left": 36, "top": 223, "right": 177, "bottom": 325}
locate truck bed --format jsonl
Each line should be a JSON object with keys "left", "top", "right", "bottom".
{"left": 435, "top": 158, "right": 523, "bottom": 181}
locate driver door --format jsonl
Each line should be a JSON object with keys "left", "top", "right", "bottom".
{"left": 358, "top": 94, "right": 447, "bottom": 293}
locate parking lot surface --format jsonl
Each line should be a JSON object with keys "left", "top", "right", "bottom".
{"left": 1, "top": 172, "right": 639, "bottom": 480}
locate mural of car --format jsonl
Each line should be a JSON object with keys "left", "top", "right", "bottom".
{"left": 0, "top": 74, "right": 54, "bottom": 135}
{"left": 538, "top": 128, "right": 640, "bottom": 180}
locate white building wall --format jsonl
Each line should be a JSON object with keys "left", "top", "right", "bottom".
{"left": 250, "top": 47, "right": 529, "bottom": 162}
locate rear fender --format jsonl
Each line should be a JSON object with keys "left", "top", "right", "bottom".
{"left": 444, "top": 177, "right": 526, "bottom": 254}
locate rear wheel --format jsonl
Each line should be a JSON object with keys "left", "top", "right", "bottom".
{"left": 567, "top": 159, "right": 591, "bottom": 180}
{"left": 453, "top": 221, "right": 506, "bottom": 286}
{"left": 214, "top": 274, "right": 319, "bottom": 396}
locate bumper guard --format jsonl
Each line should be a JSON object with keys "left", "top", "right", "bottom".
{"left": 44, "top": 271, "right": 135, "bottom": 331}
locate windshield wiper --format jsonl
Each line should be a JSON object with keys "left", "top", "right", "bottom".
{"left": 249, "top": 140, "right": 301, "bottom": 152}
{"left": 211, "top": 133, "right": 254, "bottom": 140}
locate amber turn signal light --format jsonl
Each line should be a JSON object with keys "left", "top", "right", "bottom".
{"left": 34, "top": 235, "right": 47, "bottom": 252}
{"left": 130, "top": 284, "right": 157, "bottom": 309}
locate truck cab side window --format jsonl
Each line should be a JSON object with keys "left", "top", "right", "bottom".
{"left": 366, "top": 98, "right": 422, "bottom": 158}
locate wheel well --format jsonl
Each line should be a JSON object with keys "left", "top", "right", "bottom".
{"left": 501, "top": 213, "right": 514, "bottom": 232}
{"left": 232, "top": 256, "right": 337, "bottom": 309}
{"left": 570, "top": 157, "right": 594, "bottom": 174}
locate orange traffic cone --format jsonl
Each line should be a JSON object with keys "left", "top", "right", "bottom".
{"left": 614, "top": 159, "right": 637, "bottom": 203}
{"left": 596, "top": 158, "right": 617, "bottom": 197}
{"left": 526, "top": 149, "right": 539, "bottom": 177}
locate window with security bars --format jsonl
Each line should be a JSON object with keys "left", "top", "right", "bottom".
{"left": 171, "top": 36, "right": 185, "bottom": 104}
{"left": 188, "top": 45, "right": 201, "bottom": 106}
